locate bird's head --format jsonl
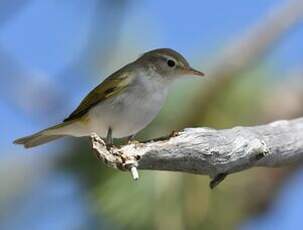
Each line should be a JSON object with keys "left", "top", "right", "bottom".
{"left": 136, "top": 48, "right": 204, "bottom": 80}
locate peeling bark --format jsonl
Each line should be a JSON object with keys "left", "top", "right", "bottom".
{"left": 91, "top": 118, "right": 303, "bottom": 188}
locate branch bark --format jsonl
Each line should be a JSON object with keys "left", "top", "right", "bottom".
{"left": 91, "top": 118, "right": 303, "bottom": 188}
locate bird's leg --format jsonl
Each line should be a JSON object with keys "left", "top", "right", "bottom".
{"left": 106, "top": 127, "right": 113, "bottom": 150}
{"left": 127, "top": 135, "right": 139, "bottom": 144}
{"left": 127, "top": 135, "right": 135, "bottom": 143}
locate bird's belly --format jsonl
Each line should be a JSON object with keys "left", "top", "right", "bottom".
{"left": 88, "top": 88, "right": 167, "bottom": 138}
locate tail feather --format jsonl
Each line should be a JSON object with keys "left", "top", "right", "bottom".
{"left": 14, "top": 133, "right": 63, "bottom": 148}
{"left": 13, "top": 121, "right": 75, "bottom": 148}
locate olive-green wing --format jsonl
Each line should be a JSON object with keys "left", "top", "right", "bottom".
{"left": 63, "top": 71, "right": 133, "bottom": 122}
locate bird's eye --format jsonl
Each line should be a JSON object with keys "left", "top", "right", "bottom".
{"left": 167, "top": 59, "right": 175, "bottom": 67}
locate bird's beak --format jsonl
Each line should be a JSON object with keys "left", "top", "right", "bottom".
{"left": 183, "top": 67, "right": 205, "bottom": 77}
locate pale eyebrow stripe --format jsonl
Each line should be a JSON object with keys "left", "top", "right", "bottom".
{"left": 156, "top": 54, "right": 177, "bottom": 64}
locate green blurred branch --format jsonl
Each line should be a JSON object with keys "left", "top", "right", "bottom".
{"left": 181, "top": 0, "right": 303, "bottom": 127}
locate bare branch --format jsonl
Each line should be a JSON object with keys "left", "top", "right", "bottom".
{"left": 91, "top": 118, "right": 303, "bottom": 188}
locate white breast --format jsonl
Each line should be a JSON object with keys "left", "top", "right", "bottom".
{"left": 87, "top": 73, "right": 169, "bottom": 138}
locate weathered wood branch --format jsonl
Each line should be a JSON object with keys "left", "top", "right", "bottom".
{"left": 90, "top": 118, "right": 303, "bottom": 188}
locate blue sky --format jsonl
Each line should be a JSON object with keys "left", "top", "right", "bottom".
{"left": 1, "top": 0, "right": 302, "bottom": 77}
{"left": 0, "top": 0, "right": 302, "bottom": 229}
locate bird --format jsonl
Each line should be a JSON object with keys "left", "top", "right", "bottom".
{"left": 14, "top": 48, "right": 204, "bottom": 148}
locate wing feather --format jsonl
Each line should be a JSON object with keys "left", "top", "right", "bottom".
{"left": 63, "top": 69, "right": 133, "bottom": 122}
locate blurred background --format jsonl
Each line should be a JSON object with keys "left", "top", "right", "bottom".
{"left": 1, "top": 0, "right": 303, "bottom": 229}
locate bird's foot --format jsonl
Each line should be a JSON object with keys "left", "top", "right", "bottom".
{"left": 128, "top": 139, "right": 140, "bottom": 145}
{"left": 106, "top": 143, "right": 114, "bottom": 151}
{"left": 169, "top": 130, "right": 179, "bottom": 138}
{"left": 127, "top": 135, "right": 140, "bottom": 145}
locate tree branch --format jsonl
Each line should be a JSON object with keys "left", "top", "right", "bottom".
{"left": 90, "top": 118, "right": 303, "bottom": 188}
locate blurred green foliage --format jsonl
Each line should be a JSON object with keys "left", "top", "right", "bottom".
{"left": 57, "top": 69, "right": 279, "bottom": 229}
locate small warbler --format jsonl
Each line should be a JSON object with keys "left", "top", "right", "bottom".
{"left": 14, "top": 48, "right": 204, "bottom": 148}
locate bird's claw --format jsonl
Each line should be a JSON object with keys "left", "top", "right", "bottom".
{"left": 169, "top": 130, "right": 179, "bottom": 137}
{"left": 128, "top": 139, "right": 140, "bottom": 145}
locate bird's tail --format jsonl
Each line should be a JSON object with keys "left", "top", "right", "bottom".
{"left": 13, "top": 121, "right": 74, "bottom": 148}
